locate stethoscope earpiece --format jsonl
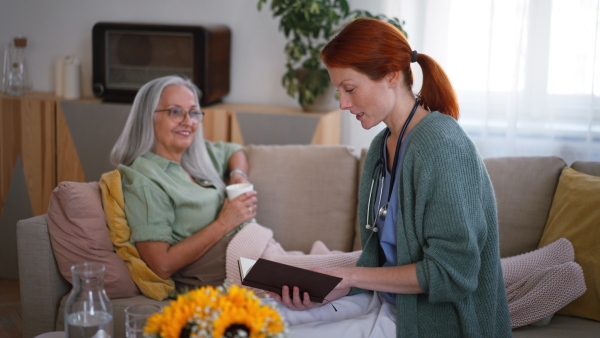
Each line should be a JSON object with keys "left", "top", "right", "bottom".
{"left": 365, "top": 224, "right": 379, "bottom": 232}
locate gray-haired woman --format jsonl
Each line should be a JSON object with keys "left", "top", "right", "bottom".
{"left": 111, "top": 75, "right": 257, "bottom": 287}
{"left": 110, "top": 75, "right": 361, "bottom": 293}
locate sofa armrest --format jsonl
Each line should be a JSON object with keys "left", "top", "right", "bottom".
{"left": 17, "top": 214, "right": 70, "bottom": 338}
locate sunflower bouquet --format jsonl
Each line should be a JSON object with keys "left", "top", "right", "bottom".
{"left": 144, "top": 284, "right": 288, "bottom": 338}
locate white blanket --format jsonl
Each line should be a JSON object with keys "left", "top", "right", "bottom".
{"left": 226, "top": 224, "right": 586, "bottom": 332}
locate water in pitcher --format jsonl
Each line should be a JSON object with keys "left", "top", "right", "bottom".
{"left": 66, "top": 310, "right": 113, "bottom": 338}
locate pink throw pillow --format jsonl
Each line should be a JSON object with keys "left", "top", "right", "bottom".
{"left": 47, "top": 181, "right": 139, "bottom": 298}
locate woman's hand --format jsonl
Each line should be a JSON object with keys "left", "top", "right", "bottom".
{"left": 216, "top": 191, "right": 258, "bottom": 232}
{"left": 268, "top": 286, "right": 350, "bottom": 311}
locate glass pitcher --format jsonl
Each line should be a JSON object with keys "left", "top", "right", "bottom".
{"left": 64, "top": 262, "right": 114, "bottom": 338}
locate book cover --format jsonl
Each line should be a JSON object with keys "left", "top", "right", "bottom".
{"left": 238, "top": 257, "right": 342, "bottom": 303}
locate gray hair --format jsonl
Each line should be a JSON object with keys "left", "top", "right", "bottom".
{"left": 110, "top": 75, "right": 226, "bottom": 189}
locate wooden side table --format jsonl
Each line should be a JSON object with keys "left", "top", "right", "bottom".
{"left": 203, "top": 103, "right": 341, "bottom": 145}
{"left": 0, "top": 92, "right": 57, "bottom": 279}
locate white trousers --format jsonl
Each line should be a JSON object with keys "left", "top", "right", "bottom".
{"left": 265, "top": 292, "right": 397, "bottom": 338}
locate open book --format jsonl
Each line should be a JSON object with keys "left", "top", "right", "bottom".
{"left": 239, "top": 257, "right": 342, "bottom": 303}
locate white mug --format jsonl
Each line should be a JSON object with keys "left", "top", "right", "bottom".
{"left": 226, "top": 183, "right": 254, "bottom": 200}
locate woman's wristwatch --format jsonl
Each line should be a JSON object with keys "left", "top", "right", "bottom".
{"left": 229, "top": 168, "right": 248, "bottom": 179}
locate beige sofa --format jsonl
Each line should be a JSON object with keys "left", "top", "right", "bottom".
{"left": 17, "top": 145, "right": 600, "bottom": 337}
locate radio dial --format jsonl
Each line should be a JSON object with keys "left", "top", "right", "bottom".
{"left": 93, "top": 83, "right": 104, "bottom": 96}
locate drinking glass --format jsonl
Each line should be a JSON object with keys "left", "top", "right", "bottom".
{"left": 125, "top": 304, "right": 162, "bottom": 338}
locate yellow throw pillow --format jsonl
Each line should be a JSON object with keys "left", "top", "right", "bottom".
{"left": 538, "top": 167, "right": 600, "bottom": 321}
{"left": 99, "top": 170, "right": 176, "bottom": 301}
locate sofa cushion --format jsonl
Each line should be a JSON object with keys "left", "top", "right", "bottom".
{"left": 244, "top": 145, "right": 360, "bottom": 253}
{"left": 571, "top": 160, "right": 600, "bottom": 177}
{"left": 99, "top": 170, "right": 176, "bottom": 301}
{"left": 484, "top": 156, "right": 566, "bottom": 258}
{"left": 46, "top": 181, "right": 139, "bottom": 298}
{"left": 352, "top": 148, "right": 369, "bottom": 251}
{"left": 537, "top": 167, "right": 600, "bottom": 321}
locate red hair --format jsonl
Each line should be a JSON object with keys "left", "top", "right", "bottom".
{"left": 321, "top": 18, "right": 459, "bottom": 120}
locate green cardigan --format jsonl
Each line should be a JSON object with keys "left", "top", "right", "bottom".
{"left": 354, "top": 112, "right": 511, "bottom": 337}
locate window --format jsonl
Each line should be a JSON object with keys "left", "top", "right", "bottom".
{"left": 388, "top": 0, "right": 600, "bottom": 163}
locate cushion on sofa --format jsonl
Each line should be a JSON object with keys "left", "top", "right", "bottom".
{"left": 46, "top": 181, "right": 139, "bottom": 298}
{"left": 99, "top": 170, "right": 176, "bottom": 301}
{"left": 244, "top": 145, "right": 360, "bottom": 253}
{"left": 537, "top": 167, "right": 600, "bottom": 321}
{"left": 352, "top": 148, "right": 369, "bottom": 251}
{"left": 484, "top": 156, "right": 566, "bottom": 258}
{"left": 571, "top": 160, "right": 600, "bottom": 177}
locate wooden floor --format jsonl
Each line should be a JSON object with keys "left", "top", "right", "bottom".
{"left": 0, "top": 279, "right": 22, "bottom": 338}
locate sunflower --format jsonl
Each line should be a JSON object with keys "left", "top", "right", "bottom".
{"left": 145, "top": 285, "right": 288, "bottom": 338}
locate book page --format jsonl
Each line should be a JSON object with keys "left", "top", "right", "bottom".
{"left": 239, "top": 257, "right": 257, "bottom": 280}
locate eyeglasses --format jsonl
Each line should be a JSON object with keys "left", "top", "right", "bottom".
{"left": 155, "top": 107, "right": 205, "bottom": 123}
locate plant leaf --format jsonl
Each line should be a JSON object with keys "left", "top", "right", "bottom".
{"left": 257, "top": 0, "right": 408, "bottom": 107}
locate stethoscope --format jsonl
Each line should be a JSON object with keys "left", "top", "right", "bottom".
{"left": 365, "top": 99, "right": 420, "bottom": 232}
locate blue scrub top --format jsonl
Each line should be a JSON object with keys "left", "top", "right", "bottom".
{"left": 373, "top": 130, "right": 413, "bottom": 304}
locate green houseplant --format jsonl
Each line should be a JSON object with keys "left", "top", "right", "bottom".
{"left": 258, "top": 0, "right": 407, "bottom": 111}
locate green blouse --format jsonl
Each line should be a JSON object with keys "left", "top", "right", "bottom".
{"left": 119, "top": 141, "right": 242, "bottom": 244}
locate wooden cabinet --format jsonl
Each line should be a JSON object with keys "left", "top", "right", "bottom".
{"left": 0, "top": 92, "right": 57, "bottom": 279}
{"left": 1, "top": 92, "right": 56, "bottom": 217}
{"left": 203, "top": 103, "right": 341, "bottom": 145}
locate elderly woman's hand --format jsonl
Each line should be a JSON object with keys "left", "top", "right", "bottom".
{"left": 216, "top": 191, "right": 258, "bottom": 232}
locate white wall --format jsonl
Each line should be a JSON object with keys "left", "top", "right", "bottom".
{"left": 0, "top": 0, "right": 407, "bottom": 149}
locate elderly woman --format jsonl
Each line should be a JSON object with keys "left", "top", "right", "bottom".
{"left": 110, "top": 75, "right": 360, "bottom": 291}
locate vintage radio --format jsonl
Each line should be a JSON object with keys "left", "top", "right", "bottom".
{"left": 92, "top": 22, "right": 230, "bottom": 105}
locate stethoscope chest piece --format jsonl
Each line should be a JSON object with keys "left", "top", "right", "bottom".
{"left": 378, "top": 203, "right": 388, "bottom": 220}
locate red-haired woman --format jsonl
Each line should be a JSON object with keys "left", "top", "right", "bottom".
{"left": 269, "top": 18, "right": 511, "bottom": 337}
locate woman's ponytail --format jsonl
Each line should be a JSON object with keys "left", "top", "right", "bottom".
{"left": 415, "top": 54, "right": 459, "bottom": 120}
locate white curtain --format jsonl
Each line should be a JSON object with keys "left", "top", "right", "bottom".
{"left": 386, "top": 0, "right": 600, "bottom": 164}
